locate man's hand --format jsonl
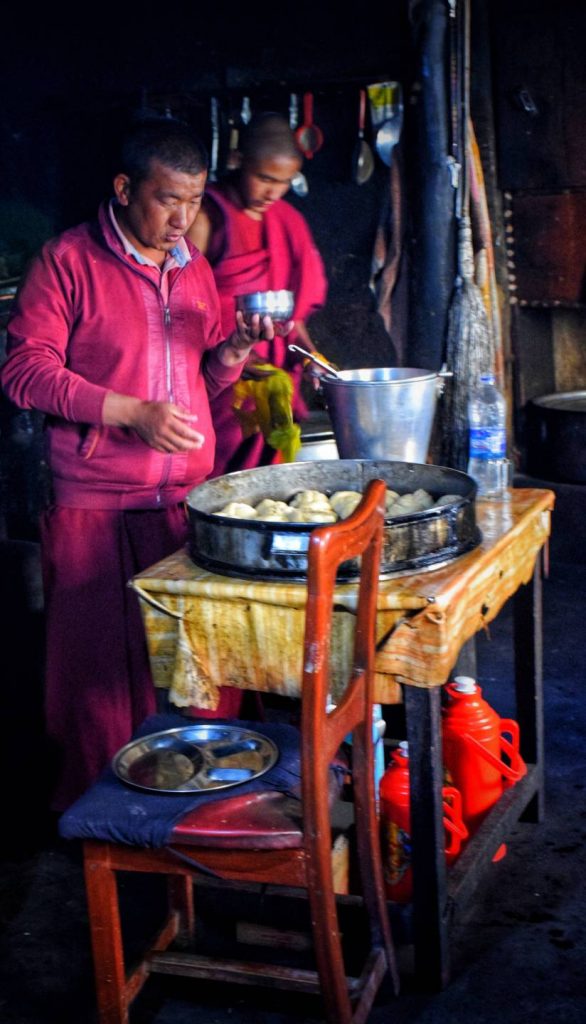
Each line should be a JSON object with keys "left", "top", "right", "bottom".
{"left": 103, "top": 393, "right": 204, "bottom": 453}
{"left": 217, "top": 311, "right": 276, "bottom": 367}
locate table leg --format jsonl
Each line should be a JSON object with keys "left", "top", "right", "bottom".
{"left": 404, "top": 684, "right": 450, "bottom": 991}
{"left": 513, "top": 560, "right": 544, "bottom": 822}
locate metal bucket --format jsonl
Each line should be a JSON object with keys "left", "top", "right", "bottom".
{"left": 321, "top": 367, "right": 448, "bottom": 463}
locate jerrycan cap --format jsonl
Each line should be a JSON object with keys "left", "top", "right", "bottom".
{"left": 452, "top": 676, "right": 478, "bottom": 694}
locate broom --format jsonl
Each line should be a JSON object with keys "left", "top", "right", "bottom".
{"left": 440, "top": 0, "right": 496, "bottom": 471}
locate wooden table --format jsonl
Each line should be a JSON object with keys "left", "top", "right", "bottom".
{"left": 132, "top": 488, "right": 554, "bottom": 990}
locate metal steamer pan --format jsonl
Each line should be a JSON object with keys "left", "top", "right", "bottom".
{"left": 187, "top": 461, "right": 480, "bottom": 581}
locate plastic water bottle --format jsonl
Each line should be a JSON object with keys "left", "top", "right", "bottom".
{"left": 467, "top": 373, "right": 508, "bottom": 499}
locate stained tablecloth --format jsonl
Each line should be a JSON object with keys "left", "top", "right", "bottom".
{"left": 131, "top": 490, "right": 554, "bottom": 709}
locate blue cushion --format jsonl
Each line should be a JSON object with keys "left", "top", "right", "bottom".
{"left": 59, "top": 714, "right": 302, "bottom": 849}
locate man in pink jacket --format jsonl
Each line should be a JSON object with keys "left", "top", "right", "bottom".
{"left": 1, "top": 118, "right": 274, "bottom": 811}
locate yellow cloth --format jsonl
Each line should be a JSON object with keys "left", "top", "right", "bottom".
{"left": 232, "top": 363, "right": 301, "bottom": 462}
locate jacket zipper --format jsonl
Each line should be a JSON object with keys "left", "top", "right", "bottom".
{"left": 163, "top": 305, "right": 174, "bottom": 403}
{"left": 157, "top": 303, "right": 175, "bottom": 504}
{"left": 106, "top": 237, "right": 196, "bottom": 505}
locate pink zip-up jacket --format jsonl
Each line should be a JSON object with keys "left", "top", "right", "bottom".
{"left": 1, "top": 202, "right": 243, "bottom": 509}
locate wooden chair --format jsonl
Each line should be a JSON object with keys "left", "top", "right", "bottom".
{"left": 82, "top": 478, "right": 399, "bottom": 1023}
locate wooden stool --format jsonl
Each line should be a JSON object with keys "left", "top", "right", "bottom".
{"left": 81, "top": 480, "right": 399, "bottom": 1023}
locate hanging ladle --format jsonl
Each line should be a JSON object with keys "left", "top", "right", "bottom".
{"left": 295, "top": 93, "right": 324, "bottom": 160}
{"left": 352, "top": 88, "right": 375, "bottom": 185}
{"left": 288, "top": 344, "right": 343, "bottom": 378}
{"left": 374, "top": 84, "right": 403, "bottom": 168}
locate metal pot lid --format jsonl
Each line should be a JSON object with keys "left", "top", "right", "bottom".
{"left": 530, "top": 391, "right": 586, "bottom": 413}
{"left": 112, "top": 724, "right": 279, "bottom": 794}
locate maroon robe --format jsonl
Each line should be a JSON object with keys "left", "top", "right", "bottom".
{"left": 204, "top": 185, "right": 327, "bottom": 477}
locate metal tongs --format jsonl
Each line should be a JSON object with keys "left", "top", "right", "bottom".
{"left": 288, "top": 344, "right": 343, "bottom": 378}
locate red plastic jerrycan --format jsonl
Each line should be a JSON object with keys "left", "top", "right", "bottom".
{"left": 379, "top": 741, "right": 468, "bottom": 903}
{"left": 442, "top": 676, "right": 527, "bottom": 837}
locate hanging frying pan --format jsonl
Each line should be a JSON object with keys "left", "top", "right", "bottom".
{"left": 352, "top": 89, "right": 374, "bottom": 184}
{"left": 295, "top": 92, "right": 324, "bottom": 159}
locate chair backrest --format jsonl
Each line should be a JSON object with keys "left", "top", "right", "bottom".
{"left": 300, "top": 477, "right": 386, "bottom": 845}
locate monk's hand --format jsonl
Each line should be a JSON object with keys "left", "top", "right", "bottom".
{"left": 103, "top": 393, "right": 204, "bottom": 452}
{"left": 218, "top": 312, "right": 275, "bottom": 367}
{"left": 131, "top": 401, "right": 204, "bottom": 452}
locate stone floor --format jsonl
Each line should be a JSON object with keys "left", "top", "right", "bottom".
{"left": 0, "top": 483, "right": 584, "bottom": 1023}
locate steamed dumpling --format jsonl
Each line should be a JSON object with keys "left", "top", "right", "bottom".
{"left": 286, "top": 507, "right": 310, "bottom": 523}
{"left": 329, "top": 490, "right": 362, "bottom": 519}
{"left": 410, "top": 489, "right": 435, "bottom": 511}
{"left": 214, "top": 502, "right": 258, "bottom": 519}
{"left": 255, "top": 499, "right": 292, "bottom": 520}
{"left": 386, "top": 489, "right": 434, "bottom": 517}
{"left": 434, "top": 493, "right": 461, "bottom": 507}
{"left": 384, "top": 489, "right": 400, "bottom": 512}
{"left": 289, "top": 489, "right": 332, "bottom": 511}
{"left": 329, "top": 489, "right": 362, "bottom": 520}
{"left": 295, "top": 510, "right": 337, "bottom": 524}
{"left": 386, "top": 495, "right": 415, "bottom": 517}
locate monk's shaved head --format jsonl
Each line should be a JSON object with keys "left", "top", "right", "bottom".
{"left": 240, "top": 113, "right": 302, "bottom": 166}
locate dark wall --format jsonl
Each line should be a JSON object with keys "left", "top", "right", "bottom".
{"left": 1, "top": 4, "right": 415, "bottom": 355}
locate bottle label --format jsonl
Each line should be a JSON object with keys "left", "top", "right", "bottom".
{"left": 382, "top": 818, "right": 411, "bottom": 887}
{"left": 469, "top": 427, "right": 506, "bottom": 460}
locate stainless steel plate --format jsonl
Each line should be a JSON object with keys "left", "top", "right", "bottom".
{"left": 112, "top": 725, "right": 279, "bottom": 794}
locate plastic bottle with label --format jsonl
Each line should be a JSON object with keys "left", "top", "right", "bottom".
{"left": 467, "top": 373, "right": 508, "bottom": 500}
{"left": 379, "top": 741, "right": 468, "bottom": 902}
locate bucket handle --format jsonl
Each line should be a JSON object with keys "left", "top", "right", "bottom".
{"left": 436, "top": 363, "right": 453, "bottom": 397}
{"left": 461, "top": 721, "right": 527, "bottom": 783}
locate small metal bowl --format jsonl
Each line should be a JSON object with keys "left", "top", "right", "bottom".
{"left": 235, "top": 290, "right": 295, "bottom": 322}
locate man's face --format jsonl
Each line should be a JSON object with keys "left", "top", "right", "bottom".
{"left": 237, "top": 154, "right": 301, "bottom": 215}
{"left": 114, "top": 158, "right": 207, "bottom": 263}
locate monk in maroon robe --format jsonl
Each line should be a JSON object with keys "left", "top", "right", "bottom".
{"left": 188, "top": 113, "right": 328, "bottom": 476}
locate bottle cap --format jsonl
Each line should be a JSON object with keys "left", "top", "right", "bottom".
{"left": 479, "top": 372, "right": 496, "bottom": 384}
{"left": 452, "top": 676, "right": 477, "bottom": 694}
{"left": 398, "top": 741, "right": 409, "bottom": 757}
